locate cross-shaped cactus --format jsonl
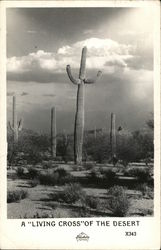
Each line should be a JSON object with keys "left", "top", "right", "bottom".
{"left": 8, "top": 95, "right": 23, "bottom": 143}
{"left": 66, "top": 46, "right": 102, "bottom": 164}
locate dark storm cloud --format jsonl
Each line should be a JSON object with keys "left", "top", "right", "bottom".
{"left": 7, "top": 7, "right": 154, "bottom": 133}
{"left": 7, "top": 7, "right": 130, "bottom": 57}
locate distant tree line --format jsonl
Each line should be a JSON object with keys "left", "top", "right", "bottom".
{"left": 7, "top": 117, "right": 153, "bottom": 166}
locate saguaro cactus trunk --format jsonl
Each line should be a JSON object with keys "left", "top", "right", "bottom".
{"left": 66, "top": 47, "right": 102, "bottom": 164}
{"left": 51, "top": 107, "right": 57, "bottom": 158}
{"left": 110, "top": 113, "right": 116, "bottom": 159}
{"left": 9, "top": 95, "right": 22, "bottom": 143}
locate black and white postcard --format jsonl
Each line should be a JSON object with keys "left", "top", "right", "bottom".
{"left": 0, "top": 0, "right": 160, "bottom": 249}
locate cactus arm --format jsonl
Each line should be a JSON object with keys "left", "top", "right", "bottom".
{"left": 84, "top": 71, "right": 102, "bottom": 84}
{"left": 66, "top": 65, "right": 81, "bottom": 85}
{"left": 8, "top": 121, "right": 14, "bottom": 131}
{"left": 18, "top": 119, "right": 23, "bottom": 131}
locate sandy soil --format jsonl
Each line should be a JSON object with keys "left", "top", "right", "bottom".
{"left": 7, "top": 175, "right": 153, "bottom": 219}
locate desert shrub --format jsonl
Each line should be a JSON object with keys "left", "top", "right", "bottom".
{"left": 28, "top": 179, "right": 40, "bottom": 187}
{"left": 56, "top": 135, "right": 74, "bottom": 163}
{"left": 16, "top": 166, "right": 25, "bottom": 178}
{"left": 127, "top": 168, "right": 152, "bottom": 182}
{"left": 28, "top": 167, "right": 39, "bottom": 179}
{"left": 7, "top": 189, "right": 28, "bottom": 203}
{"left": 61, "top": 183, "right": 85, "bottom": 203}
{"left": 50, "top": 183, "right": 85, "bottom": 204}
{"left": 38, "top": 171, "right": 58, "bottom": 186}
{"left": 42, "top": 161, "right": 58, "bottom": 169}
{"left": 102, "top": 169, "right": 117, "bottom": 186}
{"left": 55, "top": 168, "right": 73, "bottom": 185}
{"left": 38, "top": 168, "right": 73, "bottom": 186}
{"left": 135, "top": 183, "right": 154, "bottom": 199}
{"left": 88, "top": 169, "right": 100, "bottom": 183}
{"left": 33, "top": 212, "right": 55, "bottom": 218}
{"left": 107, "top": 185, "right": 130, "bottom": 217}
{"left": 26, "top": 150, "right": 43, "bottom": 164}
{"left": 76, "top": 207, "right": 89, "bottom": 217}
{"left": 83, "top": 196, "right": 99, "bottom": 209}
{"left": 83, "top": 133, "right": 110, "bottom": 163}
{"left": 83, "top": 162, "right": 95, "bottom": 170}
{"left": 140, "top": 208, "right": 153, "bottom": 216}
{"left": 55, "top": 168, "right": 68, "bottom": 177}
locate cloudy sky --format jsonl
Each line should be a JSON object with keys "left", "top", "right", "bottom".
{"left": 7, "top": 7, "right": 153, "bottom": 134}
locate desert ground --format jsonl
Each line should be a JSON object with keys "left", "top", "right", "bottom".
{"left": 7, "top": 162, "right": 153, "bottom": 219}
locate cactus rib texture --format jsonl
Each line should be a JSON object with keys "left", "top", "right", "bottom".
{"left": 66, "top": 46, "right": 102, "bottom": 165}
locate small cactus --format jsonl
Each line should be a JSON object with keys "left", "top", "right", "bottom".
{"left": 51, "top": 107, "right": 57, "bottom": 158}
{"left": 66, "top": 47, "right": 102, "bottom": 164}
{"left": 8, "top": 95, "right": 22, "bottom": 143}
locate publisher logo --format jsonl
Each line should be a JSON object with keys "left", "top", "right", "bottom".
{"left": 76, "top": 232, "right": 89, "bottom": 242}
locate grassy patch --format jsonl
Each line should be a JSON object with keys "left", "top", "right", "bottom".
{"left": 107, "top": 185, "right": 130, "bottom": 217}
{"left": 28, "top": 167, "right": 39, "bottom": 179}
{"left": 28, "top": 179, "right": 40, "bottom": 187}
{"left": 16, "top": 167, "right": 25, "bottom": 178}
{"left": 135, "top": 183, "right": 154, "bottom": 199}
{"left": 125, "top": 168, "right": 152, "bottom": 182}
{"left": 49, "top": 183, "right": 85, "bottom": 204}
{"left": 83, "top": 196, "right": 99, "bottom": 209}
{"left": 7, "top": 189, "right": 28, "bottom": 203}
{"left": 38, "top": 168, "right": 73, "bottom": 186}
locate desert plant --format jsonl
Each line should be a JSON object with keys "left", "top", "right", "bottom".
{"left": 51, "top": 107, "right": 57, "bottom": 157}
{"left": 28, "top": 167, "right": 39, "bottom": 179}
{"left": 54, "top": 168, "right": 73, "bottom": 184}
{"left": 107, "top": 185, "right": 130, "bottom": 216}
{"left": 42, "top": 161, "right": 58, "bottom": 169}
{"left": 127, "top": 168, "right": 152, "bottom": 183}
{"left": 61, "top": 183, "right": 85, "bottom": 203}
{"left": 56, "top": 133, "right": 71, "bottom": 162}
{"left": 55, "top": 168, "right": 68, "bottom": 177}
{"left": 16, "top": 166, "right": 25, "bottom": 178}
{"left": 83, "top": 196, "right": 99, "bottom": 209}
{"left": 38, "top": 168, "right": 73, "bottom": 186}
{"left": 102, "top": 169, "right": 117, "bottom": 186}
{"left": 110, "top": 113, "right": 117, "bottom": 163}
{"left": 135, "top": 183, "right": 154, "bottom": 199}
{"left": 7, "top": 189, "right": 28, "bottom": 203}
{"left": 66, "top": 46, "right": 102, "bottom": 165}
{"left": 140, "top": 208, "right": 153, "bottom": 216}
{"left": 88, "top": 169, "right": 100, "bottom": 183}
{"left": 50, "top": 183, "right": 85, "bottom": 204}
{"left": 28, "top": 179, "right": 40, "bottom": 187}
{"left": 83, "top": 162, "right": 95, "bottom": 170}
{"left": 8, "top": 95, "right": 23, "bottom": 143}
{"left": 38, "top": 171, "right": 58, "bottom": 186}
{"left": 83, "top": 133, "right": 110, "bottom": 163}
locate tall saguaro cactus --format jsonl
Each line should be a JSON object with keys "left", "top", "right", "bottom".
{"left": 66, "top": 47, "right": 102, "bottom": 164}
{"left": 51, "top": 106, "right": 57, "bottom": 158}
{"left": 9, "top": 95, "right": 22, "bottom": 143}
{"left": 110, "top": 113, "right": 116, "bottom": 159}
